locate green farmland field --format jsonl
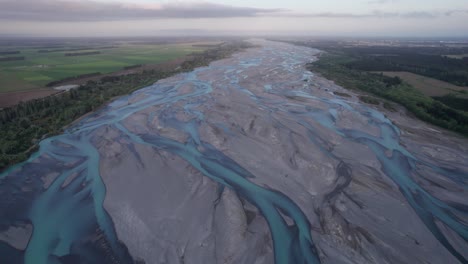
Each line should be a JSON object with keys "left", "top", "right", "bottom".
{"left": 0, "top": 43, "right": 208, "bottom": 92}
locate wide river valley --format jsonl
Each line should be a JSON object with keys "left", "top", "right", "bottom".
{"left": 1, "top": 40, "right": 467, "bottom": 264}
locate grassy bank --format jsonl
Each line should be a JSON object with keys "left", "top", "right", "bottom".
{"left": 0, "top": 43, "right": 212, "bottom": 93}
{"left": 0, "top": 41, "right": 252, "bottom": 171}
{"left": 373, "top": 71, "right": 468, "bottom": 97}
{"left": 308, "top": 53, "right": 468, "bottom": 136}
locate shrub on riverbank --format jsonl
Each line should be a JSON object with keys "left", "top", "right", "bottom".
{"left": 0, "top": 41, "right": 253, "bottom": 172}
{"left": 308, "top": 53, "right": 468, "bottom": 137}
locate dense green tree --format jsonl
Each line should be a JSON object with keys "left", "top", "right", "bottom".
{"left": 0, "top": 41, "right": 253, "bottom": 171}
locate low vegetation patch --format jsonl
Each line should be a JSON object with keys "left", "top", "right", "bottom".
{"left": 123, "top": 64, "right": 143, "bottom": 70}
{"left": 375, "top": 71, "right": 468, "bottom": 97}
{"left": 64, "top": 51, "right": 101, "bottom": 57}
{"left": 432, "top": 95, "right": 468, "bottom": 112}
{"left": 308, "top": 53, "right": 468, "bottom": 136}
{"left": 359, "top": 95, "right": 380, "bottom": 105}
{"left": 0, "top": 51, "right": 20, "bottom": 55}
{"left": 0, "top": 56, "right": 25, "bottom": 62}
{"left": 0, "top": 41, "right": 253, "bottom": 171}
{"left": 38, "top": 46, "right": 115, "bottom": 53}
{"left": 0, "top": 42, "right": 211, "bottom": 92}
{"left": 46, "top": 72, "right": 102, "bottom": 87}
{"left": 383, "top": 102, "right": 397, "bottom": 112}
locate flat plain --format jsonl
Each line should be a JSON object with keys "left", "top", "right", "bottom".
{"left": 376, "top": 71, "right": 468, "bottom": 97}
{"left": 0, "top": 40, "right": 221, "bottom": 107}
{"left": 0, "top": 43, "right": 209, "bottom": 91}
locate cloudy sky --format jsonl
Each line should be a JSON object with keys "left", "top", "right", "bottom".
{"left": 0, "top": 0, "right": 467, "bottom": 37}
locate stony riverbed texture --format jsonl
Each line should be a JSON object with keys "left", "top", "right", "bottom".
{"left": 0, "top": 40, "right": 467, "bottom": 264}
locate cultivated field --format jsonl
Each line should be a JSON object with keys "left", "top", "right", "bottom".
{"left": 0, "top": 40, "right": 222, "bottom": 107}
{"left": 376, "top": 71, "right": 468, "bottom": 97}
{"left": 0, "top": 43, "right": 210, "bottom": 92}
{"left": 0, "top": 89, "right": 58, "bottom": 108}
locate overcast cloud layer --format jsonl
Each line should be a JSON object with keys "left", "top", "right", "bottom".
{"left": 0, "top": 0, "right": 467, "bottom": 37}
{"left": 0, "top": 0, "right": 282, "bottom": 21}
{"left": 0, "top": 0, "right": 466, "bottom": 21}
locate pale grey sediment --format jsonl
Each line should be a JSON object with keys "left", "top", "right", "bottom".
{"left": 0, "top": 224, "right": 32, "bottom": 251}
{"left": 0, "top": 40, "right": 466, "bottom": 264}
{"left": 95, "top": 40, "right": 467, "bottom": 263}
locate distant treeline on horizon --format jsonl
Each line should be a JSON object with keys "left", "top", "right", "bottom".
{"left": 0, "top": 56, "right": 24, "bottom": 62}
{"left": 0, "top": 51, "right": 20, "bottom": 55}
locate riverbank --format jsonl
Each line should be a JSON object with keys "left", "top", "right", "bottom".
{"left": 1, "top": 40, "right": 466, "bottom": 264}
{"left": 0, "top": 41, "right": 253, "bottom": 172}
{"left": 307, "top": 52, "right": 468, "bottom": 137}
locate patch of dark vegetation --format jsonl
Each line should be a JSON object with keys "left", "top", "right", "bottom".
{"left": 123, "top": 64, "right": 143, "bottom": 70}
{"left": 38, "top": 46, "right": 116, "bottom": 53}
{"left": 39, "top": 49, "right": 76, "bottom": 53}
{"left": 0, "top": 56, "right": 24, "bottom": 62}
{"left": 345, "top": 53, "right": 468, "bottom": 87}
{"left": 35, "top": 46, "right": 67, "bottom": 50}
{"left": 65, "top": 51, "right": 101, "bottom": 57}
{"left": 46, "top": 73, "right": 102, "bottom": 87}
{"left": 333, "top": 91, "right": 351, "bottom": 97}
{"left": 0, "top": 41, "right": 253, "bottom": 171}
{"left": 383, "top": 102, "right": 397, "bottom": 112}
{"left": 287, "top": 40, "right": 468, "bottom": 86}
{"left": 306, "top": 53, "right": 468, "bottom": 136}
{"left": 359, "top": 96, "right": 380, "bottom": 105}
{"left": 0, "top": 51, "right": 20, "bottom": 55}
{"left": 432, "top": 95, "right": 468, "bottom": 112}
{"left": 180, "top": 41, "right": 252, "bottom": 71}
